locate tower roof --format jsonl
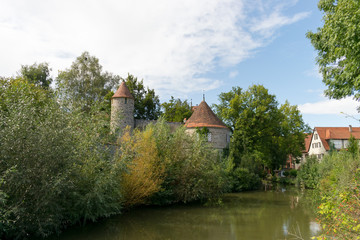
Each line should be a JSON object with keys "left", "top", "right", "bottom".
{"left": 112, "top": 81, "right": 134, "bottom": 99}
{"left": 185, "top": 101, "right": 228, "bottom": 129}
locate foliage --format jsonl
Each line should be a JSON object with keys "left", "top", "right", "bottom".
{"left": 311, "top": 151, "right": 360, "bottom": 239}
{"left": 0, "top": 78, "right": 124, "bottom": 238}
{"left": 149, "top": 120, "right": 232, "bottom": 205}
{"left": 195, "top": 127, "right": 210, "bottom": 141}
{"left": 297, "top": 156, "right": 320, "bottom": 189}
{"left": 278, "top": 101, "right": 310, "bottom": 163}
{"left": 289, "top": 169, "right": 298, "bottom": 178}
{"left": 347, "top": 134, "right": 359, "bottom": 159}
{"left": 161, "top": 96, "right": 192, "bottom": 122}
{"left": 231, "top": 167, "right": 261, "bottom": 192}
{"left": 56, "top": 51, "right": 120, "bottom": 112}
{"left": 212, "top": 86, "right": 242, "bottom": 130}
{"left": 18, "top": 62, "right": 53, "bottom": 89}
{"left": 307, "top": 0, "right": 360, "bottom": 100}
{"left": 124, "top": 74, "right": 161, "bottom": 120}
{"left": 214, "top": 85, "right": 309, "bottom": 170}
{"left": 118, "top": 127, "right": 165, "bottom": 207}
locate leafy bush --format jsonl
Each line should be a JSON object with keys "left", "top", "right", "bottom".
{"left": 312, "top": 151, "right": 360, "bottom": 239}
{"left": 296, "top": 156, "right": 320, "bottom": 189}
{"left": 118, "top": 127, "right": 165, "bottom": 207}
{"left": 0, "top": 78, "right": 124, "bottom": 238}
{"left": 289, "top": 169, "right": 297, "bottom": 178}
{"left": 149, "top": 120, "right": 232, "bottom": 205}
{"left": 231, "top": 167, "right": 261, "bottom": 192}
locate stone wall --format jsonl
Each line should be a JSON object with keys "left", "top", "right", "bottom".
{"left": 186, "top": 127, "right": 231, "bottom": 149}
{"left": 135, "top": 119, "right": 183, "bottom": 132}
{"left": 134, "top": 119, "right": 157, "bottom": 130}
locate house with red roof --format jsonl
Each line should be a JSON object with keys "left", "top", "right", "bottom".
{"left": 306, "top": 126, "right": 360, "bottom": 160}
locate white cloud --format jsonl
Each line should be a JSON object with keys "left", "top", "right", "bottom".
{"left": 229, "top": 71, "right": 239, "bottom": 78}
{"left": 298, "top": 97, "right": 360, "bottom": 115}
{"left": 0, "top": 0, "right": 309, "bottom": 98}
{"left": 250, "top": 11, "right": 310, "bottom": 38}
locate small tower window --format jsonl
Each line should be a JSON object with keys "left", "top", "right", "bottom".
{"left": 125, "top": 98, "right": 127, "bottom": 104}
{"left": 207, "top": 132, "right": 212, "bottom": 142}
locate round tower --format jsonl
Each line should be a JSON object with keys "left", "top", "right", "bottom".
{"left": 185, "top": 100, "right": 231, "bottom": 150}
{"left": 110, "top": 81, "right": 135, "bottom": 134}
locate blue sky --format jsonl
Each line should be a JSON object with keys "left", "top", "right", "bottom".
{"left": 1, "top": 0, "right": 359, "bottom": 128}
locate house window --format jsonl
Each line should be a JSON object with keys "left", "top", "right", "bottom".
{"left": 314, "top": 134, "right": 318, "bottom": 140}
{"left": 330, "top": 140, "right": 342, "bottom": 149}
{"left": 207, "top": 133, "right": 212, "bottom": 142}
{"left": 318, "top": 142, "right": 321, "bottom": 148}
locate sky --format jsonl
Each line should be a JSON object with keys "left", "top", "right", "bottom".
{"left": 1, "top": 0, "right": 360, "bottom": 128}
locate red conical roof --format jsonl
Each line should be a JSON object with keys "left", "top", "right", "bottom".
{"left": 185, "top": 101, "right": 228, "bottom": 129}
{"left": 112, "top": 81, "right": 134, "bottom": 99}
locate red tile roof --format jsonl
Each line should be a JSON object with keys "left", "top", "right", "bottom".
{"left": 112, "top": 81, "right": 134, "bottom": 99}
{"left": 185, "top": 101, "right": 228, "bottom": 129}
{"left": 315, "top": 127, "right": 360, "bottom": 150}
{"left": 303, "top": 133, "right": 313, "bottom": 153}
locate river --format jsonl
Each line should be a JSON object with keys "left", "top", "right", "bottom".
{"left": 49, "top": 188, "right": 320, "bottom": 240}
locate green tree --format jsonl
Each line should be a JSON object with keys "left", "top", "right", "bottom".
{"left": 161, "top": 96, "right": 192, "bottom": 122}
{"left": 19, "top": 62, "right": 53, "bottom": 89}
{"left": 56, "top": 51, "right": 120, "bottom": 112}
{"left": 214, "top": 85, "right": 308, "bottom": 170}
{"left": 307, "top": 0, "right": 360, "bottom": 100}
{"left": 124, "top": 74, "right": 161, "bottom": 120}
{"left": 278, "top": 101, "right": 311, "bottom": 162}
{"left": 212, "top": 86, "right": 242, "bottom": 130}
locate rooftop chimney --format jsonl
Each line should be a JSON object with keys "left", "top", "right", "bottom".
{"left": 349, "top": 125, "right": 353, "bottom": 133}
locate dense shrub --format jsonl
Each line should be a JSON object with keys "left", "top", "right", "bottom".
{"left": 231, "top": 167, "right": 261, "bottom": 192}
{"left": 314, "top": 152, "right": 360, "bottom": 239}
{"left": 296, "top": 149, "right": 360, "bottom": 239}
{"left": 149, "top": 120, "right": 232, "bottom": 205}
{"left": 289, "top": 169, "right": 297, "bottom": 178}
{"left": 0, "top": 78, "right": 124, "bottom": 239}
{"left": 296, "top": 156, "right": 320, "bottom": 189}
{"left": 118, "top": 127, "right": 165, "bottom": 207}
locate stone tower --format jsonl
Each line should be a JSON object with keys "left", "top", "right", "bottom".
{"left": 110, "top": 81, "right": 135, "bottom": 133}
{"left": 185, "top": 100, "right": 231, "bottom": 150}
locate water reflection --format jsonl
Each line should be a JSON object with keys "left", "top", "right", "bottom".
{"left": 49, "top": 189, "right": 320, "bottom": 240}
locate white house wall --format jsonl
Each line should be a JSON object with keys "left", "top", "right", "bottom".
{"left": 308, "top": 130, "right": 326, "bottom": 159}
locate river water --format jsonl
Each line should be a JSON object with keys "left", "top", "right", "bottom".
{"left": 49, "top": 188, "right": 320, "bottom": 240}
